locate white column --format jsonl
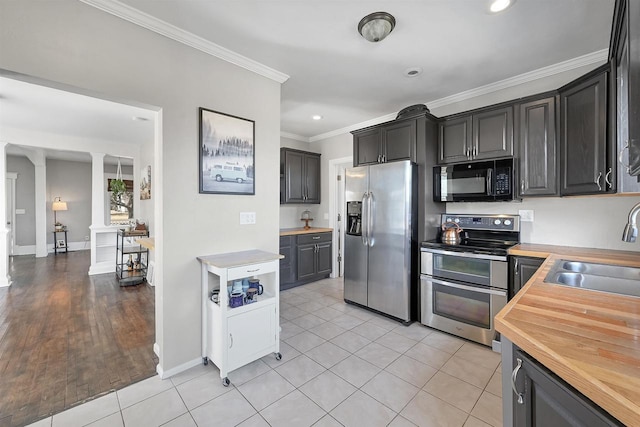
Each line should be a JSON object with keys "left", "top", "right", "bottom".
{"left": 91, "top": 153, "right": 106, "bottom": 227}
{"left": 21, "top": 148, "right": 47, "bottom": 257}
{"left": 32, "top": 152, "right": 47, "bottom": 257}
{"left": 0, "top": 142, "right": 12, "bottom": 287}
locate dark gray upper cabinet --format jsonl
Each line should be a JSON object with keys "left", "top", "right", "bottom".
{"left": 280, "top": 148, "right": 321, "bottom": 204}
{"left": 473, "top": 106, "right": 514, "bottom": 160}
{"left": 512, "top": 349, "right": 622, "bottom": 427}
{"left": 559, "top": 65, "right": 612, "bottom": 195}
{"left": 354, "top": 128, "right": 381, "bottom": 166}
{"left": 438, "top": 116, "right": 472, "bottom": 163}
{"left": 352, "top": 117, "right": 417, "bottom": 166}
{"left": 518, "top": 96, "right": 558, "bottom": 196}
{"left": 438, "top": 106, "right": 513, "bottom": 164}
{"left": 611, "top": 0, "right": 640, "bottom": 176}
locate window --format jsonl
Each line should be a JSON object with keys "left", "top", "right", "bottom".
{"left": 108, "top": 178, "right": 134, "bottom": 225}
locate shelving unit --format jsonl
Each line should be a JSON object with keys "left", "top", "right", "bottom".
{"left": 197, "top": 250, "right": 283, "bottom": 386}
{"left": 116, "top": 229, "right": 149, "bottom": 286}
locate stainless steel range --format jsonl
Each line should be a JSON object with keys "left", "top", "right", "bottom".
{"left": 420, "top": 213, "right": 520, "bottom": 346}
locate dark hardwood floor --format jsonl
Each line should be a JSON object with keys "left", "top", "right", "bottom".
{"left": 0, "top": 251, "right": 157, "bottom": 427}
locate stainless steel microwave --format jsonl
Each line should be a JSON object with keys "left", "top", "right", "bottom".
{"left": 433, "top": 159, "right": 517, "bottom": 202}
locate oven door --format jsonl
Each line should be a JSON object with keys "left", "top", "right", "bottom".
{"left": 434, "top": 161, "right": 494, "bottom": 202}
{"left": 420, "top": 276, "right": 507, "bottom": 346}
{"left": 421, "top": 249, "right": 508, "bottom": 288}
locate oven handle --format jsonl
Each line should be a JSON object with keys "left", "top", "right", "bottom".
{"left": 420, "top": 247, "right": 507, "bottom": 262}
{"left": 424, "top": 276, "right": 508, "bottom": 297}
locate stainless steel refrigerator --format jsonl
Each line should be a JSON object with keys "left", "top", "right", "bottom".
{"left": 344, "top": 160, "right": 417, "bottom": 323}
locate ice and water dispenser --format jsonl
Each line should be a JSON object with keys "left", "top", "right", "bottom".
{"left": 346, "top": 201, "right": 362, "bottom": 236}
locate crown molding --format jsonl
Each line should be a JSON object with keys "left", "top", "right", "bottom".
{"left": 280, "top": 132, "right": 310, "bottom": 143}
{"left": 427, "top": 48, "right": 608, "bottom": 110}
{"left": 308, "top": 49, "right": 608, "bottom": 142}
{"left": 79, "top": 0, "right": 290, "bottom": 84}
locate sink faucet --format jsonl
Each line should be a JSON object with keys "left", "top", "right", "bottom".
{"left": 622, "top": 200, "right": 640, "bottom": 242}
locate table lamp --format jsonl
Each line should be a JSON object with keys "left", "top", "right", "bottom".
{"left": 52, "top": 197, "right": 68, "bottom": 230}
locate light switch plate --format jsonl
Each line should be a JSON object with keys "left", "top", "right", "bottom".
{"left": 518, "top": 209, "right": 534, "bottom": 222}
{"left": 15, "top": 208, "right": 26, "bottom": 215}
{"left": 239, "top": 212, "right": 256, "bottom": 225}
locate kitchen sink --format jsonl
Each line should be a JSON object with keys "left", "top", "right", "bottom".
{"left": 544, "top": 260, "right": 640, "bottom": 298}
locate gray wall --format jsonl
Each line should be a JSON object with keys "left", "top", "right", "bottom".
{"left": 7, "top": 155, "right": 35, "bottom": 246}
{"left": 1, "top": 0, "right": 281, "bottom": 372}
{"left": 47, "top": 159, "right": 92, "bottom": 245}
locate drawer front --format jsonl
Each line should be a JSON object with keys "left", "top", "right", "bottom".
{"left": 297, "top": 232, "right": 331, "bottom": 245}
{"left": 228, "top": 261, "right": 277, "bottom": 281}
{"left": 279, "top": 235, "right": 293, "bottom": 247}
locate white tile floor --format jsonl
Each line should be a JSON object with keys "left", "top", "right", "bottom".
{"left": 28, "top": 278, "right": 503, "bottom": 427}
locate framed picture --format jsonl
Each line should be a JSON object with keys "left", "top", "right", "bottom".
{"left": 57, "top": 239, "right": 66, "bottom": 249}
{"left": 199, "top": 107, "right": 255, "bottom": 195}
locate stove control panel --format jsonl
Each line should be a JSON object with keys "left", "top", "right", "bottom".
{"left": 443, "top": 214, "right": 520, "bottom": 231}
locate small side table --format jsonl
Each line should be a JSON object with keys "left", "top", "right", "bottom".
{"left": 53, "top": 229, "right": 68, "bottom": 255}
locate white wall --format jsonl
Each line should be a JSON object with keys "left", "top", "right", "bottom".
{"left": 314, "top": 133, "right": 352, "bottom": 228}
{"left": 0, "top": 0, "right": 281, "bottom": 373}
{"left": 279, "top": 137, "right": 322, "bottom": 228}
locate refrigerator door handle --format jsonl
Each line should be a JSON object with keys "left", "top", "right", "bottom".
{"left": 361, "top": 192, "right": 369, "bottom": 246}
{"left": 368, "top": 192, "right": 375, "bottom": 247}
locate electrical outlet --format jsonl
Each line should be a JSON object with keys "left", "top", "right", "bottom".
{"left": 239, "top": 212, "right": 256, "bottom": 225}
{"left": 85, "top": 236, "right": 90, "bottom": 241}
{"left": 518, "top": 209, "right": 534, "bottom": 222}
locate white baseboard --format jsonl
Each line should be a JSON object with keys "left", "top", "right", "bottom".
{"left": 153, "top": 342, "right": 160, "bottom": 357}
{"left": 88, "top": 262, "right": 115, "bottom": 275}
{"left": 13, "top": 245, "right": 36, "bottom": 255}
{"left": 156, "top": 357, "right": 202, "bottom": 379}
{"left": 0, "top": 275, "right": 11, "bottom": 287}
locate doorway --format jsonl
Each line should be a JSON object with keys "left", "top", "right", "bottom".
{"left": 329, "top": 157, "right": 352, "bottom": 278}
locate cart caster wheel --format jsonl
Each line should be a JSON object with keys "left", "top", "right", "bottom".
{"left": 275, "top": 352, "right": 282, "bottom": 361}
{"left": 222, "top": 377, "right": 230, "bottom": 387}
{"left": 203, "top": 357, "right": 208, "bottom": 366}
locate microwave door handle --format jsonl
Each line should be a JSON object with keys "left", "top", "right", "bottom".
{"left": 361, "top": 193, "right": 368, "bottom": 246}
{"left": 486, "top": 168, "right": 493, "bottom": 196}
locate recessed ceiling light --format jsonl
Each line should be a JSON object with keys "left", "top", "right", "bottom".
{"left": 404, "top": 67, "right": 422, "bottom": 77}
{"left": 132, "top": 116, "right": 149, "bottom": 121}
{"left": 490, "top": 0, "right": 512, "bottom": 13}
{"left": 312, "top": 115, "right": 323, "bottom": 120}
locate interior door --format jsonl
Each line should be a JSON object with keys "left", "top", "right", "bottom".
{"left": 6, "top": 175, "right": 15, "bottom": 256}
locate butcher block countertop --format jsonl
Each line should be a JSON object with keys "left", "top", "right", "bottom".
{"left": 280, "top": 227, "right": 333, "bottom": 236}
{"left": 497, "top": 244, "right": 640, "bottom": 426}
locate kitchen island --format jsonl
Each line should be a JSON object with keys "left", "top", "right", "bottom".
{"left": 497, "top": 244, "right": 640, "bottom": 426}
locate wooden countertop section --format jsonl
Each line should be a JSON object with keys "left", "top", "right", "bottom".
{"left": 280, "top": 227, "right": 333, "bottom": 236}
{"left": 135, "top": 237, "right": 155, "bottom": 250}
{"left": 497, "top": 246, "right": 640, "bottom": 426}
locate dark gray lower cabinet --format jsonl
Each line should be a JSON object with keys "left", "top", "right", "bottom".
{"left": 512, "top": 349, "right": 622, "bottom": 426}
{"left": 509, "top": 256, "right": 545, "bottom": 299}
{"left": 280, "top": 232, "right": 332, "bottom": 289}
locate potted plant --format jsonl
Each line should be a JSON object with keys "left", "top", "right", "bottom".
{"left": 110, "top": 178, "right": 126, "bottom": 198}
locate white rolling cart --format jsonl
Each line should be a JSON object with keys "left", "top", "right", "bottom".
{"left": 197, "top": 250, "right": 283, "bottom": 386}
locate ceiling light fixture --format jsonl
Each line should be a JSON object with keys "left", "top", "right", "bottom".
{"left": 490, "top": 0, "right": 512, "bottom": 13}
{"left": 404, "top": 67, "right": 422, "bottom": 77}
{"left": 358, "top": 12, "right": 396, "bottom": 43}
{"left": 312, "top": 115, "right": 323, "bottom": 120}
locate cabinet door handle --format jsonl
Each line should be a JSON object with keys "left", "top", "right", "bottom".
{"left": 472, "top": 145, "right": 477, "bottom": 159}
{"left": 382, "top": 155, "right": 386, "bottom": 163}
{"left": 511, "top": 357, "right": 524, "bottom": 404}
{"left": 246, "top": 268, "right": 259, "bottom": 272}
{"left": 229, "top": 333, "right": 233, "bottom": 348}
{"left": 377, "top": 154, "right": 381, "bottom": 163}
{"left": 619, "top": 141, "right": 630, "bottom": 173}
{"left": 466, "top": 147, "right": 471, "bottom": 160}
{"left": 595, "top": 171, "right": 602, "bottom": 191}
{"left": 605, "top": 168, "right": 613, "bottom": 189}
{"left": 521, "top": 179, "right": 525, "bottom": 194}
{"left": 514, "top": 258, "right": 519, "bottom": 275}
